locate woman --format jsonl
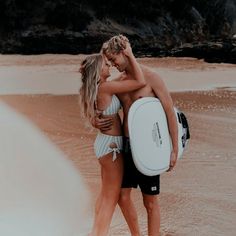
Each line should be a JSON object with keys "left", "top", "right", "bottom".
{"left": 79, "top": 42, "right": 146, "bottom": 236}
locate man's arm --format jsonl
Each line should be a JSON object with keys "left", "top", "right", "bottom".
{"left": 148, "top": 69, "right": 178, "bottom": 171}
{"left": 90, "top": 115, "right": 113, "bottom": 132}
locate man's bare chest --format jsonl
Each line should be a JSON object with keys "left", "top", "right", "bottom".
{"left": 129, "top": 84, "right": 155, "bottom": 101}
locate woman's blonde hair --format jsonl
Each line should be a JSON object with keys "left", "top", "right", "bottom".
{"left": 79, "top": 54, "right": 103, "bottom": 120}
{"left": 102, "top": 34, "right": 129, "bottom": 56}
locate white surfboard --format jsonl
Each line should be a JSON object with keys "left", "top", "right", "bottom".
{"left": 128, "top": 97, "right": 190, "bottom": 176}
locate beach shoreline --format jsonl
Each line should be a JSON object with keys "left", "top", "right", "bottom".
{"left": 0, "top": 55, "right": 236, "bottom": 235}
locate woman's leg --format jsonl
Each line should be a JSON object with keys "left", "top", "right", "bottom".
{"left": 91, "top": 152, "right": 123, "bottom": 236}
{"left": 118, "top": 188, "right": 141, "bottom": 236}
{"left": 89, "top": 164, "right": 103, "bottom": 236}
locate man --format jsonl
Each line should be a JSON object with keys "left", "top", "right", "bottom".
{"left": 96, "top": 35, "right": 178, "bottom": 236}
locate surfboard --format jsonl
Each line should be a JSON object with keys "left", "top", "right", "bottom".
{"left": 128, "top": 97, "right": 190, "bottom": 176}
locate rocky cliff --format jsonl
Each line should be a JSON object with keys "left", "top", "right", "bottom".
{"left": 0, "top": 0, "right": 236, "bottom": 63}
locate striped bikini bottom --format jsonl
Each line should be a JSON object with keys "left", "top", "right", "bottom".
{"left": 94, "top": 133, "right": 123, "bottom": 161}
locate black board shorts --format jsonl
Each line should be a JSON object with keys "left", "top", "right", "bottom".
{"left": 122, "top": 137, "right": 160, "bottom": 195}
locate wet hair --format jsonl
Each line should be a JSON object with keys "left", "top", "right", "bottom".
{"left": 102, "top": 34, "right": 129, "bottom": 56}
{"left": 79, "top": 54, "right": 103, "bottom": 120}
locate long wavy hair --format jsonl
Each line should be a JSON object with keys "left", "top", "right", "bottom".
{"left": 79, "top": 54, "right": 103, "bottom": 120}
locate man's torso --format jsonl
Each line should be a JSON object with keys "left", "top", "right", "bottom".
{"left": 117, "top": 66, "right": 157, "bottom": 136}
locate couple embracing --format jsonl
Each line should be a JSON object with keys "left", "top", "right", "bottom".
{"left": 79, "top": 35, "right": 178, "bottom": 236}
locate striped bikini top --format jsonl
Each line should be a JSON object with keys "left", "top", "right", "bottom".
{"left": 97, "top": 95, "right": 121, "bottom": 116}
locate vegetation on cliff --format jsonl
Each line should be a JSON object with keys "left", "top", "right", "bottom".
{"left": 0, "top": 0, "right": 235, "bottom": 62}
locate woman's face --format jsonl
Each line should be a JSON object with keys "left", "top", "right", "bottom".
{"left": 100, "top": 57, "right": 111, "bottom": 79}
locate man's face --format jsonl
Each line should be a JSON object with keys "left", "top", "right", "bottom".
{"left": 106, "top": 52, "right": 128, "bottom": 72}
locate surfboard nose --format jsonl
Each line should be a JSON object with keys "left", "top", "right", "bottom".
{"left": 177, "top": 111, "right": 190, "bottom": 149}
{"left": 180, "top": 112, "right": 190, "bottom": 140}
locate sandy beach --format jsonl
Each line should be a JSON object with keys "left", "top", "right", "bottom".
{"left": 0, "top": 55, "right": 236, "bottom": 236}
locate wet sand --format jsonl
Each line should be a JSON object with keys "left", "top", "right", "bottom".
{"left": 0, "top": 55, "right": 236, "bottom": 235}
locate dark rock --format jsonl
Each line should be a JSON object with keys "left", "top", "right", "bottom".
{"left": 169, "top": 40, "right": 236, "bottom": 63}
{"left": 0, "top": 0, "right": 236, "bottom": 63}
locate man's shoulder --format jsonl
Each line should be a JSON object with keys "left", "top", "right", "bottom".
{"left": 140, "top": 65, "right": 161, "bottom": 81}
{"left": 140, "top": 64, "right": 158, "bottom": 74}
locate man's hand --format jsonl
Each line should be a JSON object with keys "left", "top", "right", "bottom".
{"left": 122, "top": 42, "right": 133, "bottom": 58}
{"left": 94, "top": 115, "right": 113, "bottom": 132}
{"left": 167, "top": 151, "right": 177, "bottom": 172}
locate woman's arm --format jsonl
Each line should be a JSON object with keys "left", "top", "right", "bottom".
{"left": 99, "top": 79, "right": 146, "bottom": 95}
{"left": 100, "top": 43, "right": 146, "bottom": 95}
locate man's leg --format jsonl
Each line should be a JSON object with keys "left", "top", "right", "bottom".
{"left": 120, "top": 137, "right": 141, "bottom": 236}
{"left": 142, "top": 193, "right": 160, "bottom": 236}
{"left": 118, "top": 188, "right": 141, "bottom": 236}
{"left": 139, "top": 173, "right": 160, "bottom": 236}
